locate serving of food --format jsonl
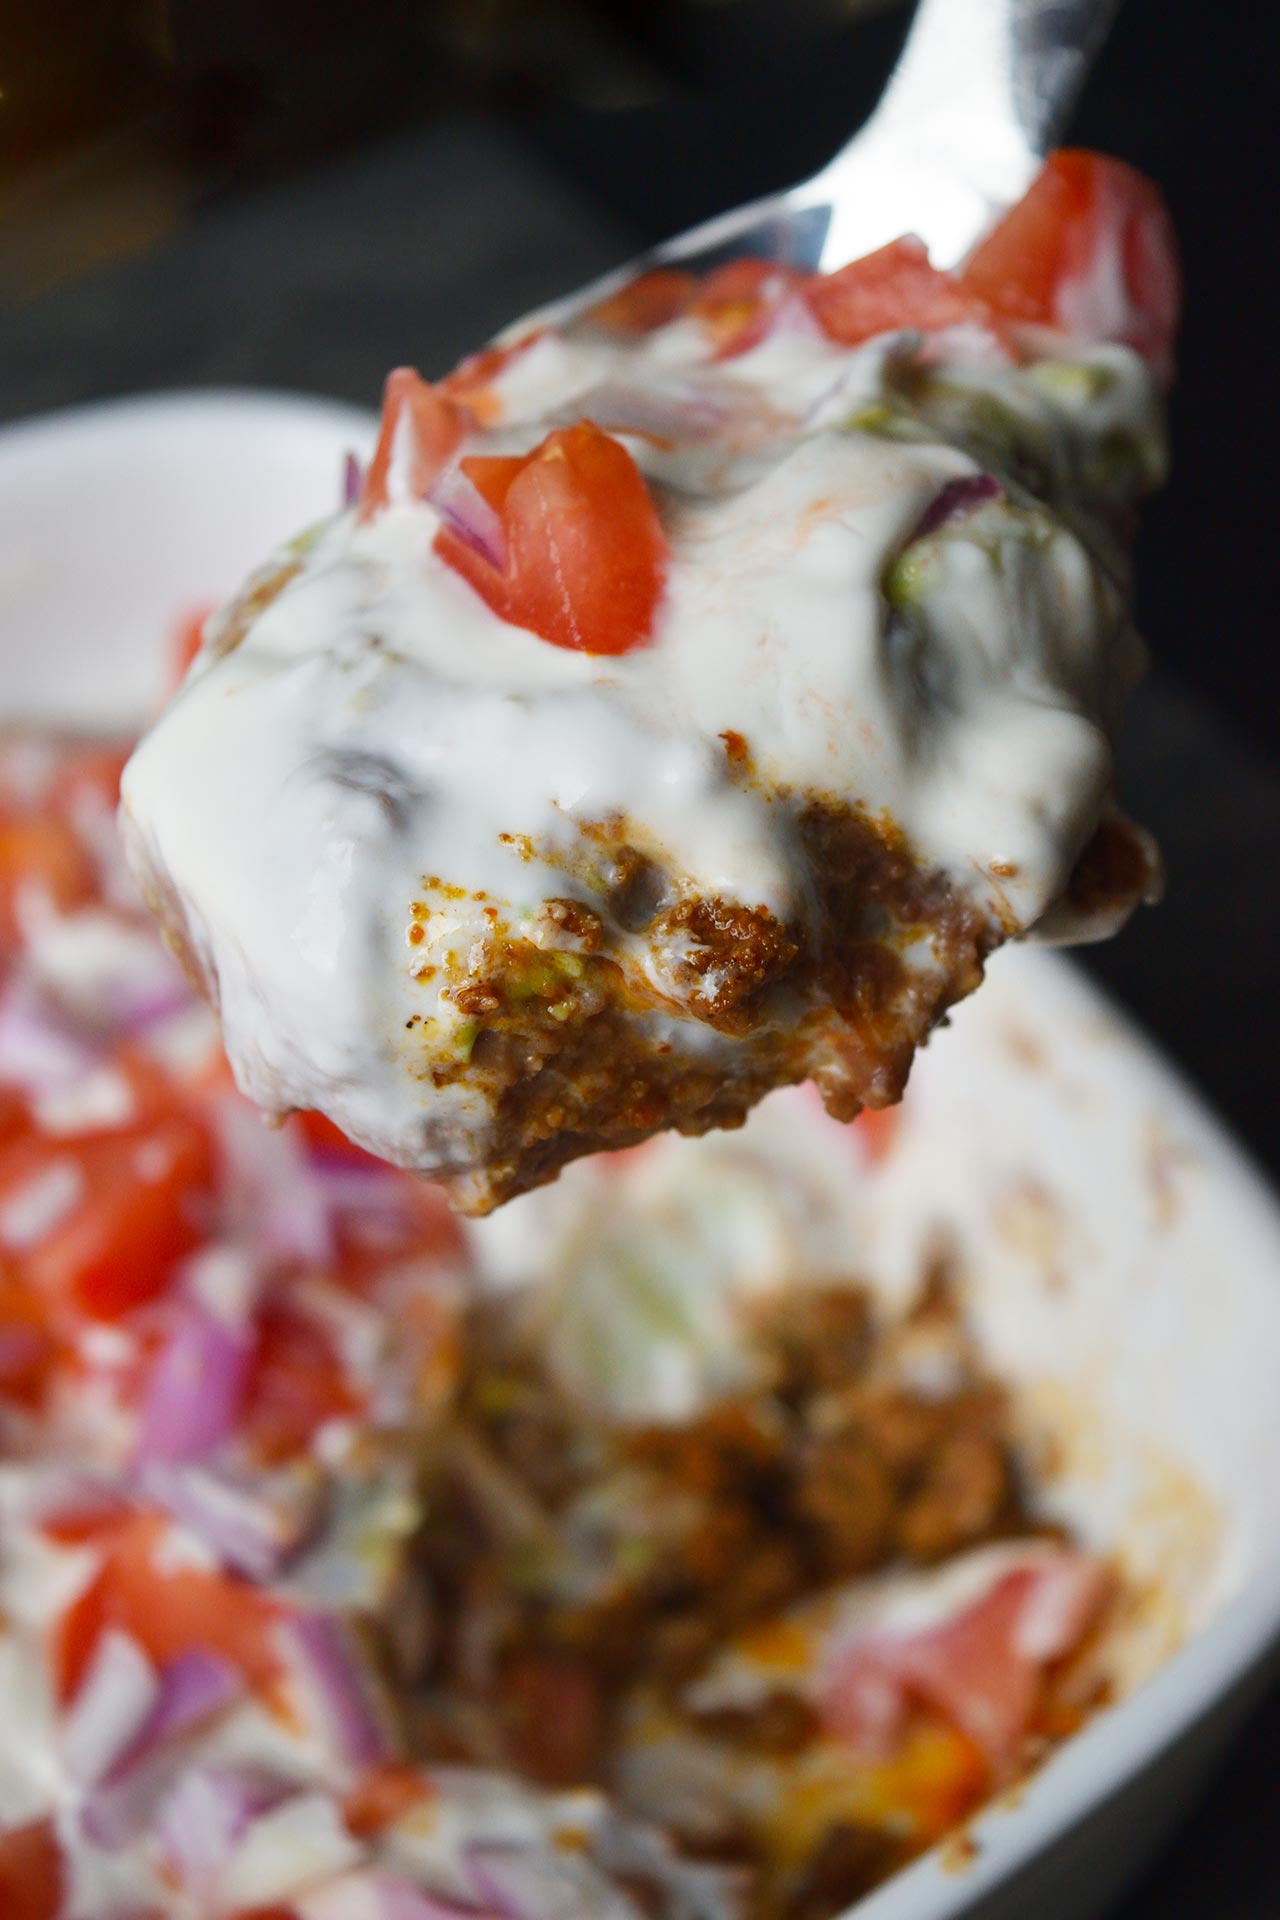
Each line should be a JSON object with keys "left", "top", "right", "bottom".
{"left": 120, "top": 151, "right": 1172, "bottom": 1213}
{"left": 7, "top": 365, "right": 1280, "bottom": 1917}
{"left": 9, "top": 549, "right": 1280, "bottom": 1920}
{"left": 0, "top": 711, "right": 1202, "bottom": 1918}
{"left": 7, "top": 0, "right": 1280, "bottom": 1904}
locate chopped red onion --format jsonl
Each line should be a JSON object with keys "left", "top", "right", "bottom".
{"left": 216, "top": 1096, "right": 335, "bottom": 1268}
{"left": 375, "top": 1876, "right": 500, "bottom": 1920}
{"left": 301, "top": 1873, "right": 498, "bottom": 1920}
{"left": 467, "top": 1844, "right": 636, "bottom": 1920}
{"left": 82, "top": 939, "right": 194, "bottom": 1037}
{"left": 343, "top": 452, "right": 364, "bottom": 509}
{"left": 309, "top": 1160, "right": 413, "bottom": 1233}
{"left": 136, "top": 1303, "right": 251, "bottom": 1464}
{"left": 0, "top": 1324, "right": 50, "bottom": 1377}
{"left": 302, "top": 1875, "right": 502, "bottom": 1920}
{"left": 0, "top": 980, "right": 99, "bottom": 1098}
{"left": 427, "top": 466, "right": 504, "bottom": 569}
{"left": 139, "top": 1458, "right": 326, "bottom": 1578}
{"left": 25, "top": 1467, "right": 126, "bottom": 1535}
{"left": 156, "top": 1764, "right": 292, "bottom": 1894}
{"left": 301, "top": 1131, "right": 372, "bottom": 1173}
{"left": 280, "top": 1612, "right": 397, "bottom": 1770}
{"left": 78, "top": 1650, "right": 247, "bottom": 1849}
{"left": 119, "top": 1649, "right": 243, "bottom": 1765}
{"left": 80, "top": 1771, "right": 157, "bottom": 1850}
{"left": 110, "top": 980, "right": 196, "bottom": 1036}
{"left": 61, "top": 1630, "right": 159, "bottom": 1784}
{"left": 22, "top": 907, "right": 194, "bottom": 1041}
{"left": 572, "top": 380, "right": 731, "bottom": 447}
{"left": 914, "top": 472, "right": 1001, "bottom": 538}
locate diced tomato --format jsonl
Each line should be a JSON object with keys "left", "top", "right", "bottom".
{"left": 168, "top": 603, "right": 218, "bottom": 692}
{"left": 692, "top": 258, "right": 811, "bottom": 358}
{"left": 189, "top": 1045, "right": 239, "bottom": 1101}
{"left": 111, "top": 1042, "right": 199, "bottom": 1128}
{"left": 0, "top": 813, "right": 95, "bottom": 946}
{"left": 359, "top": 368, "right": 466, "bottom": 522}
{"left": 855, "top": 1104, "right": 901, "bottom": 1164}
{"left": 292, "top": 1106, "right": 469, "bottom": 1279}
{"left": 0, "top": 1819, "right": 64, "bottom": 1920}
{"left": 456, "top": 452, "right": 527, "bottom": 518}
{"left": 343, "top": 1760, "right": 434, "bottom": 1837}
{"left": 806, "top": 237, "right": 990, "bottom": 349}
{"left": 243, "top": 1300, "right": 360, "bottom": 1463}
{"left": 290, "top": 1108, "right": 385, "bottom": 1170}
{"left": 0, "top": 1272, "right": 59, "bottom": 1405}
{"left": 46, "top": 742, "right": 131, "bottom": 822}
{"left": 436, "top": 421, "right": 667, "bottom": 655}
{"left": 585, "top": 268, "right": 697, "bottom": 336}
{"left": 54, "top": 1511, "right": 281, "bottom": 1704}
{"left": 38, "top": 1491, "right": 135, "bottom": 1546}
{"left": 332, "top": 1191, "right": 466, "bottom": 1297}
{"left": 1, "top": 1113, "right": 215, "bottom": 1319}
{"left": 439, "top": 330, "right": 547, "bottom": 427}
{"left": 958, "top": 149, "right": 1180, "bottom": 376}
{"left": 0, "top": 1088, "right": 29, "bottom": 1149}
{"left": 823, "top": 1550, "right": 1111, "bottom": 1774}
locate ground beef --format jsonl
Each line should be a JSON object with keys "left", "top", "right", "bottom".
{"left": 413, "top": 1276, "right": 1049, "bottom": 1918}
{"left": 794, "top": 1432, "right": 897, "bottom": 1577}
{"left": 193, "top": 564, "right": 1155, "bottom": 1215}
{"left": 649, "top": 895, "right": 799, "bottom": 1030}
{"left": 895, "top": 1427, "right": 1016, "bottom": 1561}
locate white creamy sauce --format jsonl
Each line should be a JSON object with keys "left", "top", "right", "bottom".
{"left": 470, "top": 1096, "right": 873, "bottom": 1421}
{"left": 121, "top": 306, "right": 1160, "bottom": 1178}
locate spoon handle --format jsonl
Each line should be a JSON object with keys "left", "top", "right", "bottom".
{"left": 814, "top": 0, "right": 1120, "bottom": 267}
{"left": 872, "top": 0, "right": 1119, "bottom": 165}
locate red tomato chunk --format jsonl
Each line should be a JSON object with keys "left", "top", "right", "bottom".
{"left": 436, "top": 420, "right": 668, "bottom": 655}
{"left": 959, "top": 149, "right": 1180, "bottom": 375}
{"left": 0, "top": 1115, "right": 215, "bottom": 1320}
{"left": 359, "top": 367, "right": 466, "bottom": 521}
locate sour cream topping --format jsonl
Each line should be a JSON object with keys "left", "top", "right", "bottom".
{"left": 121, "top": 306, "right": 1158, "bottom": 1172}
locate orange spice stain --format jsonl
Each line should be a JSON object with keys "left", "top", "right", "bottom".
{"left": 720, "top": 728, "right": 751, "bottom": 771}
{"left": 732, "top": 1617, "right": 814, "bottom": 1674}
{"left": 497, "top": 832, "right": 536, "bottom": 862}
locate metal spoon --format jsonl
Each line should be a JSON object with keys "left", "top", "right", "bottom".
{"left": 524, "top": 0, "right": 1119, "bottom": 332}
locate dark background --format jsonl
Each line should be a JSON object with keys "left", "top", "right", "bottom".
{"left": 1, "top": 5, "right": 1278, "bottom": 1911}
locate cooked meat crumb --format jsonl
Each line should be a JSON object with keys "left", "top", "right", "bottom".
{"left": 412, "top": 1276, "right": 1064, "bottom": 1919}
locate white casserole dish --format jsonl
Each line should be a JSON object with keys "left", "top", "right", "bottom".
{"left": 3, "top": 390, "right": 1280, "bottom": 1920}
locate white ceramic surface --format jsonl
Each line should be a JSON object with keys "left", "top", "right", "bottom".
{"left": 3, "top": 391, "right": 1279, "bottom": 1920}
{"left": 0, "top": 390, "right": 375, "bottom": 731}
